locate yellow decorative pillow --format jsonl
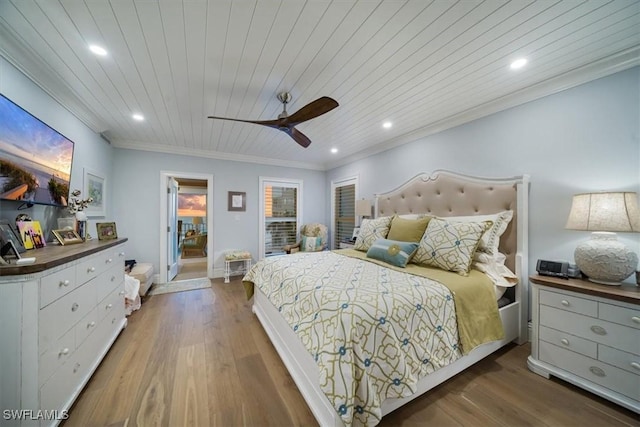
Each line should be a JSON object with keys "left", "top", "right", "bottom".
{"left": 387, "top": 215, "right": 431, "bottom": 242}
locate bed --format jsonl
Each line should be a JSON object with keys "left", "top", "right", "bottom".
{"left": 244, "top": 170, "right": 530, "bottom": 426}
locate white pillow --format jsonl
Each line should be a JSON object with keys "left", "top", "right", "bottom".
{"left": 473, "top": 251, "right": 518, "bottom": 288}
{"left": 438, "top": 210, "right": 513, "bottom": 257}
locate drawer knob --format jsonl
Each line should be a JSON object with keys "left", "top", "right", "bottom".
{"left": 632, "top": 316, "right": 640, "bottom": 325}
{"left": 87, "top": 266, "right": 96, "bottom": 273}
{"left": 561, "top": 300, "right": 570, "bottom": 307}
{"left": 119, "top": 290, "right": 125, "bottom": 296}
{"left": 71, "top": 302, "right": 79, "bottom": 312}
{"left": 59, "top": 348, "right": 70, "bottom": 356}
{"left": 590, "top": 325, "right": 607, "bottom": 336}
{"left": 88, "top": 321, "right": 96, "bottom": 328}
{"left": 106, "top": 258, "right": 113, "bottom": 264}
{"left": 73, "top": 363, "right": 80, "bottom": 373}
{"left": 59, "top": 280, "right": 70, "bottom": 287}
{"left": 589, "top": 366, "right": 605, "bottom": 377}
{"left": 119, "top": 252, "right": 125, "bottom": 257}
{"left": 111, "top": 276, "right": 116, "bottom": 282}
{"left": 106, "top": 303, "right": 113, "bottom": 310}
{"left": 631, "top": 362, "right": 640, "bottom": 371}
{"left": 560, "top": 338, "right": 570, "bottom": 346}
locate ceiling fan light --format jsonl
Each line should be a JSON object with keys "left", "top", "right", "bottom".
{"left": 510, "top": 58, "right": 527, "bottom": 70}
{"left": 132, "top": 113, "right": 144, "bottom": 121}
{"left": 331, "top": 148, "right": 338, "bottom": 154}
{"left": 382, "top": 121, "right": 392, "bottom": 129}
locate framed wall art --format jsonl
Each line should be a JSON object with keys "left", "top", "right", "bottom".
{"left": 228, "top": 191, "right": 246, "bottom": 212}
{"left": 84, "top": 168, "right": 106, "bottom": 217}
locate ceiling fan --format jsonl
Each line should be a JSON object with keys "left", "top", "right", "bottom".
{"left": 207, "top": 92, "right": 338, "bottom": 148}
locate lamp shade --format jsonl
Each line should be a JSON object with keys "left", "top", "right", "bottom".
{"left": 565, "top": 192, "right": 640, "bottom": 232}
{"left": 192, "top": 217, "right": 203, "bottom": 225}
{"left": 566, "top": 192, "right": 639, "bottom": 285}
{"left": 355, "top": 199, "right": 372, "bottom": 217}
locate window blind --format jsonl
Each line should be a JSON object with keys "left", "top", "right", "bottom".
{"left": 264, "top": 185, "right": 298, "bottom": 256}
{"left": 334, "top": 183, "right": 355, "bottom": 247}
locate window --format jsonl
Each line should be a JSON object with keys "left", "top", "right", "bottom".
{"left": 259, "top": 177, "right": 302, "bottom": 259}
{"left": 331, "top": 176, "right": 358, "bottom": 248}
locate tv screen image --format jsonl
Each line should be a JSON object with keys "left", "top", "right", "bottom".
{"left": 0, "top": 93, "right": 74, "bottom": 207}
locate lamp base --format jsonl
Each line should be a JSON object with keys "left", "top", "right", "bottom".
{"left": 574, "top": 232, "right": 638, "bottom": 286}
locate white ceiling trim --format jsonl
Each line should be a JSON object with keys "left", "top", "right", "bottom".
{"left": 111, "top": 139, "right": 324, "bottom": 171}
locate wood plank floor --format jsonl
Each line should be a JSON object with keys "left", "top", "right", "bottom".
{"left": 64, "top": 277, "right": 640, "bottom": 427}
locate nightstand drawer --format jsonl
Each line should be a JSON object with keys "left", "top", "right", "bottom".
{"left": 539, "top": 289, "right": 597, "bottom": 316}
{"left": 539, "top": 326, "right": 597, "bottom": 358}
{"left": 540, "top": 305, "right": 640, "bottom": 355}
{"left": 599, "top": 303, "right": 640, "bottom": 330}
{"left": 540, "top": 341, "right": 640, "bottom": 401}
{"left": 599, "top": 345, "right": 640, "bottom": 375}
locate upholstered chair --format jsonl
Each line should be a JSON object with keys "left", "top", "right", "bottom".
{"left": 181, "top": 233, "right": 207, "bottom": 258}
{"left": 283, "top": 223, "right": 328, "bottom": 254}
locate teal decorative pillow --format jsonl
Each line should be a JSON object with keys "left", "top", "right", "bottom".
{"left": 354, "top": 216, "right": 392, "bottom": 251}
{"left": 413, "top": 218, "right": 490, "bottom": 275}
{"left": 301, "top": 236, "right": 321, "bottom": 252}
{"left": 367, "top": 239, "right": 419, "bottom": 268}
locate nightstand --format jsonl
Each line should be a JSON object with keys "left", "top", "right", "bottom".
{"left": 528, "top": 274, "right": 640, "bottom": 413}
{"left": 339, "top": 241, "right": 355, "bottom": 249}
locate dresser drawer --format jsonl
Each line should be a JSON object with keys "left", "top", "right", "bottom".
{"left": 76, "top": 250, "right": 117, "bottom": 285}
{"left": 599, "top": 302, "right": 640, "bottom": 330}
{"left": 540, "top": 341, "right": 640, "bottom": 401}
{"left": 40, "top": 265, "right": 77, "bottom": 308}
{"left": 540, "top": 305, "right": 640, "bottom": 355}
{"left": 539, "top": 289, "right": 597, "bottom": 316}
{"left": 98, "top": 285, "right": 125, "bottom": 321}
{"left": 39, "top": 279, "right": 97, "bottom": 351}
{"left": 539, "top": 325, "right": 597, "bottom": 358}
{"left": 599, "top": 345, "right": 640, "bottom": 376}
{"left": 97, "top": 263, "right": 124, "bottom": 303}
{"left": 39, "top": 328, "right": 75, "bottom": 385}
{"left": 76, "top": 307, "right": 99, "bottom": 347}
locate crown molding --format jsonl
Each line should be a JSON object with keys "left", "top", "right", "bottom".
{"left": 111, "top": 140, "right": 325, "bottom": 171}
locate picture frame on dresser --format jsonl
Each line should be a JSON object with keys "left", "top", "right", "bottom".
{"left": 52, "top": 228, "right": 83, "bottom": 245}
{"left": 0, "top": 219, "right": 25, "bottom": 253}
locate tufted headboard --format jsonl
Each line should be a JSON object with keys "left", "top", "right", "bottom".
{"left": 375, "top": 170, "right": 528, "bottom": 277}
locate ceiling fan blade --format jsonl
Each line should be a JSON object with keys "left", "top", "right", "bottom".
{"left": 282, "top": 97, "right": 339, "bottom": 125}
{"left": 283, "top": 127, "right": 312, "bottom": 148}
{"left": 207, "top": 115, "right": 282, "bottom": 129}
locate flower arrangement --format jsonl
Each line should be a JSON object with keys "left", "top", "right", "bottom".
{"left": 68, "top": 189, "right": 93, "bottom": 214}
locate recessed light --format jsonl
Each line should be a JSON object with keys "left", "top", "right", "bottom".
{"left": 510, "top": 58, "right": 527, "bottom": 70}
{"left": 132, "top": 113, "right": 145, "bottom": 121}
{"left": 331, "top": 148, "right": 338, "bottom": 154}
{"left": 382, "top": 121, "right": 392, "bottom": 129}
{"left": 89, "top": 44, "right": 108, "bottom": 56}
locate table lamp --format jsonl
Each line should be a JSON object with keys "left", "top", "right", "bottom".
{"left": 565, "top": 192, "right": 639, "bottom": 285}
{"left": 355, "top": 199, "right": 372, "bottom": 225}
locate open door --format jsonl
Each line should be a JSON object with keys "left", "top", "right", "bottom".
{"left": 167, "top": 177, "right": 179, "bottom": 281}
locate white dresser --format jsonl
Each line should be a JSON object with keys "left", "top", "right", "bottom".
{"left": 528, "top": 274, "right": 640, "bottom": 414}
{"left": 0, "top": 239, "right": 128, "bottom": 426}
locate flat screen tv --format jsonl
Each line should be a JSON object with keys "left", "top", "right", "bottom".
{"left": 0, "top": 93, "right": 74, "bottom": 208}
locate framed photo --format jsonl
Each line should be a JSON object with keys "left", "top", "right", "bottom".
{"left": 228, "top": 191, "right": 246, "bottom": 212}
{"left": 52, "top": 229, "right": 83, "bottom": 245}
{"left": 96, "top": 222, "right": 118, "bottom": 240}
{"left": 0, "top": 220, "right": 25, "bottom": 254}
{"left": 84, "top": 168, "right": 106, "bottom": 217}
{"left": 17, "top": 220, "right": 46, "bottom": 249}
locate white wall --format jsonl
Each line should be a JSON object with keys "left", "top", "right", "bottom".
{"left": 327, "top": 67, "right": 640, "bottom": 286}
{"left": 110, "top": 148, "right": 326, "bottom": 276}
{"left": 0, "top": 57, "right": 113, "bottom": 240}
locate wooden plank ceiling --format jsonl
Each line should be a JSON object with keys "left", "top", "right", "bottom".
{"left": 0, "top": 0, "right": 638, "bottom": 170}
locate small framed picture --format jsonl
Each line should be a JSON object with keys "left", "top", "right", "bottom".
{"left": 96, "top": 222, "right": 118, "bottom": 240}
{"left": 228, "top": 191, "right": 246, "bottom": 212}
{"left": 52, "top": 229, "right": 83, "bottom": 246}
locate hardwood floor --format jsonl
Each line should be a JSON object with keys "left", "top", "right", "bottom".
{"left": 65, "top": 277, "right": 639, "bottom": 427}
{"left": 174, "top": 259, "right": 207, "bottom": 281}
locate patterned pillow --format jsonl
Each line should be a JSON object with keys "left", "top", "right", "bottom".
{"left": 301, "top": 236, "right": 322, "bottom": 252}
{"left": 413, "top": 218, "right": 490, "bottom": 275}
{"left": 439, "top": 210, "right": 513, "bottom": 257}
{"left": 366, "top": 239, "right": 419, "bottom": 268}
{"left": 354, "top": 216, "right": 392, "bottom": 251}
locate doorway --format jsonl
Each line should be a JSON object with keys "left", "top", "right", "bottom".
{"left": 159, "top": 171, "right": 213, "bottom": 284}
